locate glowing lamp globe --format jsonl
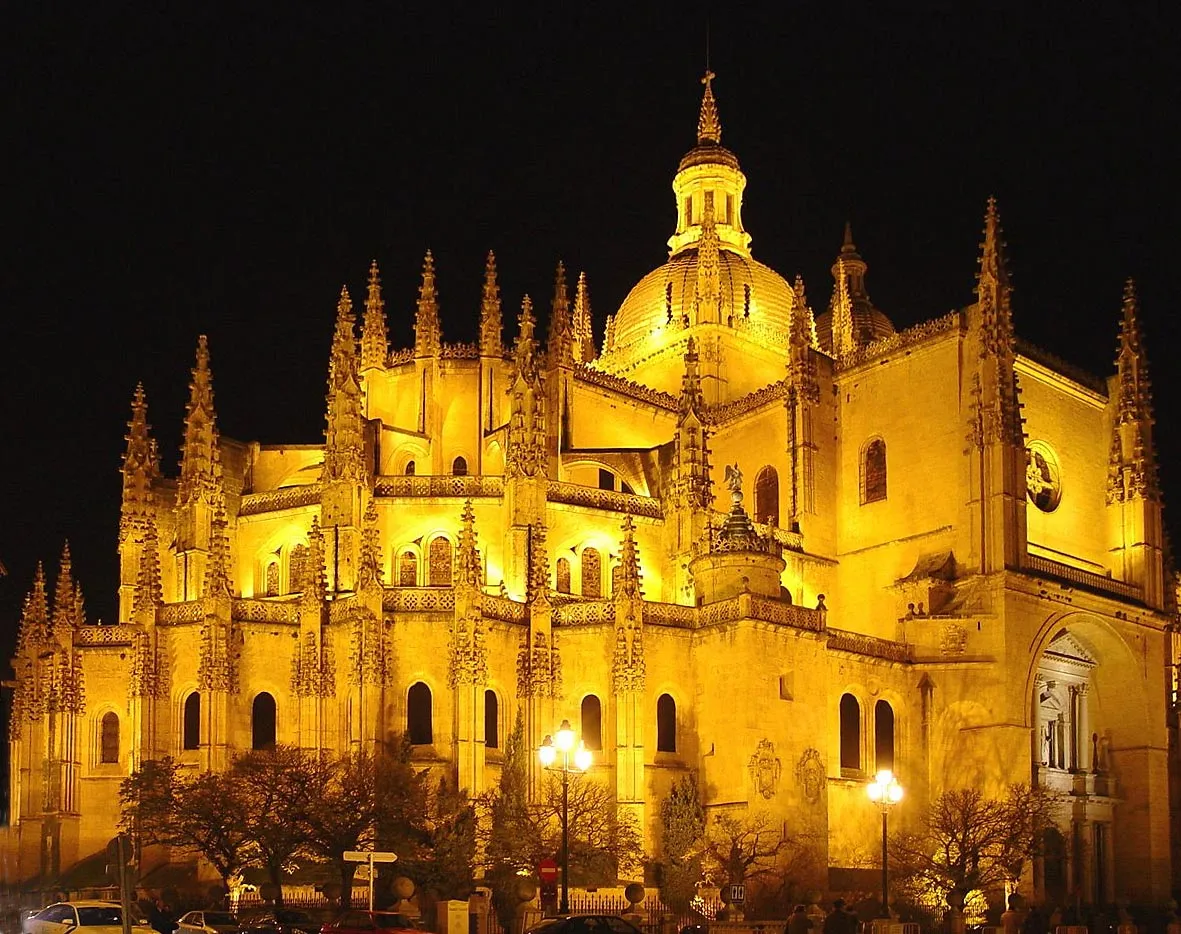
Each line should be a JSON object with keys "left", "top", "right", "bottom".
{"left": 574, "top": 742, "right": 593, "bottom": 772}
{"left": 555, "top": 719, "right": 576, "bottom": 752}
{"left": 867, "top": 769, "right": 902, "bottom": 806}
{"left": 539, "top": 735, "right": 556, "bottom": 767}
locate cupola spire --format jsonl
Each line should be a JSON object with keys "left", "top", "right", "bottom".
{"left": 360, "top": 260, "right": 389, "bottom": 370}
{"left": 697, "top": 70, "right": 722, "bottom": 144}
{"left": 415, "top": 250, "right": 442, "bottom": 357}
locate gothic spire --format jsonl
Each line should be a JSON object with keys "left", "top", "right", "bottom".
{"left": 789, "top": 275, "right": 821, "bottom": 405}
{"left": 831, "top": 259, "right": 855, "bottom": 359}
{"left": 513, "top": 294, "right": 539, "bottom": 379}
{"left": 178, "top": 335, "right": 221, "bottom": 508}
{"left": 1115, "top": 278, "right": 1152, "bottom": 423}
{"left": 323, "top": 286, "right": 366, "bottom": 483}
{"left": 455, "top": 500, "right": 483, "bottom": 589}
{"left": 204, "top": 503, "right": 232, "bottom": 598}
{"left": 678, "top": 337, "right": 705, "bottom": 416}
{"left": 506, "top": 295, "right": 546, "bottom": 479}
{"left": 303, "top": 518, "right": 327, "bottom": 604}
{"left": 615, "top": 515, "right": 642, "bottom": 599}
{"left": 360, "top": 260, "right": 389, "bottom": 370}
{"left": 133, "top": 517, "right": 162, "bottom": 619}
{"left": 479, "top": 250, "right": 503, "bottom": 357}
{"left": 975, "top": 196, "right": 1015, "bottom": 358}
{"left": 16, "top": 562, "right": 49, "bottom": 654}
{"left": 697, "top": 70, "right": 721, "bottom": 145}
{"left": 791, "top": 275, "right": 818, "bottom": 350}
{"left": 1107, "top": 278, "right": 1158, "bottom": 503}
{"left": 121, "top": 382, "right": 159, "bottom": 540}
{"left": 572, "top": 271, "right": 595, "bottom": 363}
{"left": 50, "top": 542, "right": 80, "bottom": 638}
{"left": 547, "top": 261, "right": 574, "bottom": 367}
{"left": 358, "top": 496, "right": 384, "bottom": 591}
{"left": 414, "top": 250, "right": 442, "bottom": 357}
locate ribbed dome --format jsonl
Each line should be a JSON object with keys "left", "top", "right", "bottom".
{"left": 608, "top": 247, "right": 795, "bottom": 352}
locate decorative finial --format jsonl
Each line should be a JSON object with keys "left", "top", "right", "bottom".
{"left": 479, "top": 250, "right": 503, "bottom": 357}
{"left": 415, "top": 250, "right": 441, "bottom": 356}
{"left": 841, "top": 221, "right": 856, "bottom": 254}
{"left": 361, "top": 260, "right": 389, "bottom": 370}
{"left": 572, "top": 271, "right": 595, "bottom": 363}
{"left": 548, "top": 261, "right": 573, "bottom": 366}
{"left": 697, "top": 70, "right": 722, "bottom": 145}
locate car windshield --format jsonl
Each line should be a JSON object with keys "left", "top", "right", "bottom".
{"left": 78, "top": 909, "right": 124, "bottom": 927}
{"left": 205, "top": 915, "right": 237, "bottom": 926}
{"left": 274, "top": 912, "right": 311, "bottom": 925}
{"left": 374, "top": 917, "right": 415, "bottom": 930}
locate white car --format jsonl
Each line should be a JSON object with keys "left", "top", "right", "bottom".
{"left": 24, "top": 902, "right": 151, "bottom": 934}
{"left": 177, "top": 911, "right": 240, "bottom": 934}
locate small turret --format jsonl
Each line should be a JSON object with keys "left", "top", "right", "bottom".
{"left": 360, "top": 260, "right": 389, "bottom": 371}
{"left": 479, "top": 251, "right": 503, "bottom": 358}
{"left": 572, "top": 271, "right": 595, "bottom": 363}
{"left": 414, "top": 250, "right": 442, "bottom": 357}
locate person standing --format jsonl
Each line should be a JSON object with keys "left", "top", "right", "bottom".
{"left": 788, "top": 905, "right": 814, "bottom": 934}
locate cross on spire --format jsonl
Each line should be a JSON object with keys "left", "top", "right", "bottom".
{"left": 697, "top": 70, "right": 722, "bottom": 144}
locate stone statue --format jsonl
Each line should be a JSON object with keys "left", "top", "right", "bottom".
{"left": 724, "top": 463, "right": 743, "bottom": 508}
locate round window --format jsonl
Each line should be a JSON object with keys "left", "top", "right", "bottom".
{"left": 1026, "top": 441, "right": 1062, "bottom": 512}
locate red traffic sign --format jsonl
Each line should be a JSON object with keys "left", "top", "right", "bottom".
{"left": 538, "top": 859, "right": 559, "bottom": 882}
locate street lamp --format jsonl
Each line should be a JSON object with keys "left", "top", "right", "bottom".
{"left": 539, "top": 719, "right": 592, "bottom": 915}
{"left": 867, "top": 769, "right": 903, "bottom": 919}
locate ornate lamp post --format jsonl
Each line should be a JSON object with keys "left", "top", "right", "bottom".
{"left": 867, "top": 769, "right": 903, "bottom": 919}
{"left": 539, "top": 719, "right": 593, "bottom": 915}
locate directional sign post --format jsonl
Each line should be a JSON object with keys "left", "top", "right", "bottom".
{"left": 344, "top": 850, "right": 398, "bottom": 911}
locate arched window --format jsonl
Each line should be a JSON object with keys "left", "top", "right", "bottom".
{"left": 405, "top": 460, "right": 416, "bottom": 476}
{"left": 755, "top": 466, "right": 779, "bottom": 527}
{"left": 183, "top": 692, "right": 201, "bottom": 751}
{"left": 485, "top": 690, "right": 499, "bottom": 749}
{"left": 428, "top": 537, "right": 452, "bottom": 586}
{"left": 252, "top": 692, "right": 277, "bottom": 750}
{"left": 289, "top": 544, "right": 309, "bottom": 592}
{"left": 839, "top": 693, "right": 861, "bottom": 771}
{"left": 399, "top": 551, "right": 418, "bottom": 587}
{"left": 581, "top": 548, "right": 602, "bottom": 598}
{"left": 452, "top": 456, "right": 468, "bottom": 477}
{"left": 581, "top": 694, "right": 602, "bottom": 751}
{"left": 100, "top": 712, "right": 120, "bottom": 764}
{"left": 656, "top": 694, "right": 677, "bottom": 753}
{"left": 263, "top": 561, "right": 280, "bottom": 597}
{"left": 861, "top": 439, "right": 887, "bottom": 504}
{"left": 598, "top": 468, "right": 616, "bottom": 491}
{"left": 875, "top": 700, "right": 895, "bottom": 771}
{"left": 408, "top": 682, "right": 433, "bottom": 744}
{"left": 556, "top": 558, "right": 572, "bottom": 594}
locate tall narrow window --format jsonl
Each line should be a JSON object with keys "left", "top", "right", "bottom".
{"left": 408, "top": 682, "right": 433, "bottom": 744}
{"left": 556, "top": 558, "right": 572, "bottom": 594}
{"left": 484, "top": 690, "right": 499, "bottom": 750}
{"left": 183, "top": 692, "right": 201, "bottom": 751}
{"left": 754, "top": 466, "right": 779, "bottom": 526}
{"left": 685, "top": 196, "right": 693, "bottom": 226}
{"left": 100, "top": 712, "right": 120, "bottom": 764}
{"left": 656, "top": 694, "right": 677, "bottom": 753}
{"left": 839, "top": 693, "right": 861, "bottom": 771}
{"left": 874, "top": 700, "right": 895, "bottom": 771}
{"left": 581, "top": 548, "right": 602, "bottom": 598}
{"left": 452, "top": 456, "right": 468, "bottom": 477}
{"left": 399, "top": 551, "right": 418, "bottom": 586}
{"left": 581, "top": 695, "right": 602, "bottom": 751}
{"left": 429, "top": 537, "right": 452, "bottom": 586}
{"left": 251, "top": 692, "right": 277, "bottom": 749}
{"left": 861, "top": 439, "right": 887, "bottom": 504}
{"left": 263, "top": 561, "right": 280, "bottom": 597}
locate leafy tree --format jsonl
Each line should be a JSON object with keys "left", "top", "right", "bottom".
{"left": 119, "top": 758, "right": 254, "bottom": 891}
{"left": 889, "top": 784, "right": 1057, "bottom": 909}
{"left": 658, "top": 772, "right": 706, "bottom": 913}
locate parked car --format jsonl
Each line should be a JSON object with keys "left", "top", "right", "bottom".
{"left": 24, "top": 902, "right": 152, "bottom": 934}
{"left": 524, "top": 918, "right": 641, "bottom": 934}
{"left": 320, "top": 912, "right": 420, "bottom": 934}
{"left": 240, "top": 910, "right": 318, "bottom": 934}
{"left": 177, "top": 912, "right": 240, "bottom": 934}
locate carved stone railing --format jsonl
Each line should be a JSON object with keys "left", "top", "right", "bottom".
{"left": 707, "top": 380, "right": 788, "bottom": 425}
{"left": 480, "top": 594, "right": 527, "bottom": 623}
{"left": 555, "top": 600, "right": 616, "bottom": 625}
{"left": 374, "top": 475, "right": 505, "bottom": 498}
{"left": 239, "top": 484, "right": 323, "bottom": 516}
{"left": 388, "top": 347, "right": 415, "bottom": 366}
{"left": 441, "top": 341, "right": 479, "bottom": 359}
{"left": 827, "top": 628, "right": 912, "bottom": 663}
{"left": 697, "top": 597, "right": 743, "bottom": 626}
{"left": 1023, "top": 554, "right": 1143, "bottom": 602}
{"left": 643, "top": 602, "right": 696, "bottom": 628}
{"left": 748, "top": 595, "right": 825, "bottom": 631}
{"left": 233, "top": 599, "right": 299, "bottom": 624}
{"left": 837, "top": 311, "right": 962, "bottom": 371}
{"left": 158, "top": 601, "right": 204, "bottom": 623}
{"left": 574, "top": 365, "right": 680, "bottom": 412}
{"left": 384, "top": 588, "right": 456, "bottom": 613}
{"left": 546, "top": 481, "right": 663, "bottom": 518}
{"left": 74, "top": 624, "right": 139, "bottom": 646}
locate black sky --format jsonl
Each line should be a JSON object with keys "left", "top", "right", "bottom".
{"left": 2, "top": 5, "right": 1178, "bottom": 680}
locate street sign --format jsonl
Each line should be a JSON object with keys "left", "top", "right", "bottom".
{"left": 537, "top": 859, "right": 558, "bottom": 883}
{"left": 727, "top": 884, "right": 745, "bottom": 905}
{"left": 344, "top": 851, "right": 398, "bottom": 911}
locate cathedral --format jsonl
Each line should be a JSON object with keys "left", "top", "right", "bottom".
{"left": 5, "top": 73, "right": 1178, "bottom": 905}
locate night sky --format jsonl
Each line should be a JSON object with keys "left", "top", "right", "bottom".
{"left": 2, "top": 6, "right": 1177, "bottom": 750}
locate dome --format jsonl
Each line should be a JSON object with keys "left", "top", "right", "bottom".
{"left": 607, "top": 246, "right": 796, "bottom": 352}
{"left": 814, "top": 302, "right": 896, "bottom": 353}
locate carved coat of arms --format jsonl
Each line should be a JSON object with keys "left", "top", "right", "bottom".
{"left": 795, "top": 747, "right": 825, "bottom": 805}
{"left": 748, "top": 739, "right": 782, "bottom": 799}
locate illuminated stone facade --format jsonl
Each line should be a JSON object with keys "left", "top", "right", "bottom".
{"left": 6, "top": 73, "right": 1178, "bottom": 903}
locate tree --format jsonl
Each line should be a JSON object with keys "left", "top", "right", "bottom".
{"left": 703, "top": 811, "right": 788, "bottom": 885}
{"left": 889, "top": 784, "right": 1057, "bottom": 909}
{"left": 119, "top": 758, "right": 255, "bottom": 892}
{"left": 658, "top": 773, "right": 706, "bottom": 913}
{"left": 480, "top": 711, "right": 534, "bottom": 930}
{"left": 418, "top": 776, "right": 476, "bottom": 900}
{"left": 533, "top": 772, "right": 644, "bottom": 885}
